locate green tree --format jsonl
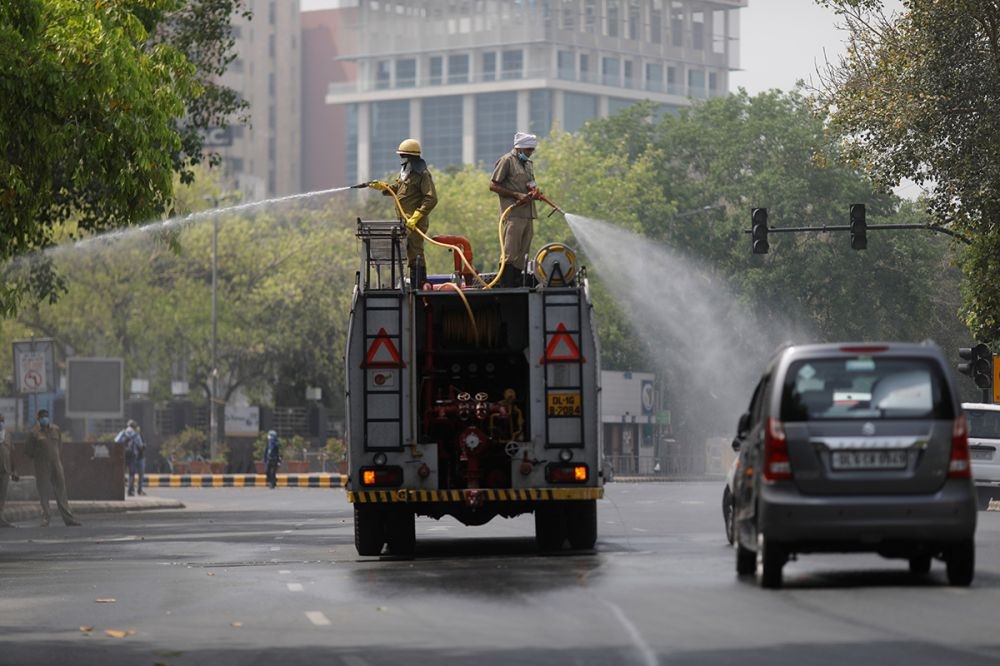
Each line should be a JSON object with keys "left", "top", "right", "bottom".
{"left": 0, "top": 0, "right": 247, "bottom": 316}
{"left": 815, "top": 0, "right": 1000, "bottom": 340}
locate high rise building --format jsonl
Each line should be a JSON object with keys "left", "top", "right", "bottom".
{"left": 215, "top": 0, "right": 302, "bottom": 201}
{"left": 321, "top": 0, "right": 745, "bottom": 183}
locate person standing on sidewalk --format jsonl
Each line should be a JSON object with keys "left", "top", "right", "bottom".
{"left": 115, "top": 420, "right": 146, "bottom": 496}
{"left": 0, "top": 414, "right": 18, "bottom": 527}
{"left": 263, "top": 430, "right": 281, "bottom": 489}
{"left": 27, "top": 409, "right": 80, "bottom": 527}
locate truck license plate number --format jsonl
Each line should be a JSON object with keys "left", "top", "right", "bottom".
{"left": 547, "top": 393, "right": 581, "bottom": 417}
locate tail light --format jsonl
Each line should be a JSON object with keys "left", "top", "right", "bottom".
{"left": 948, "top": 414, "right": 971, "bottom": 479}
{"left": 360, "top": 466, "right": 404, "bottom": 487}
{"left": 763, "top": 417, "right": 792, "bottom": 482}
{"left": 546, "top": 463, "right": 588, "bottom": 483}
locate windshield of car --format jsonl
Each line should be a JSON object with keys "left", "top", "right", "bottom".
{"left": 780, "top": 356, "right": 953, "bottom": 421}
{"left": 967, "top": 409, "right": 1000, "bottom": 439}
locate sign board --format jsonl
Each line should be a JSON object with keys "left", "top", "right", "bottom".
{"left": 66, "top": 357, "right": 124, "bottom": 418}
{"left": 202, "top": 126, "right": 233, "bottom": 147}
{"left": 225, "top": 405, "right": 260, "bottom": 436}
{"left": 13, "top": 339, "right": 56, "bottom": 394}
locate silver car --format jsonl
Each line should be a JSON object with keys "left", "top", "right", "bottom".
{"left": 965, "top": 402, "right": 1000, "bottom": 488}
{"left": 731, "top": 342, "right": 977, "bottom": 588}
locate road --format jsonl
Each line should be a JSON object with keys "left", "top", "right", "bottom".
{"left": 1, "top": 481, "right": 998, "bottom": 665}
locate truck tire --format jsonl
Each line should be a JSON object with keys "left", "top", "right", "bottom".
{"left": 535, "top": 503, "right": 567, "bottom": 552}
{"left": 946, "top": 538, "right": 974, "bottom": 587}
{"left": 386, "top": 508, "right": 416, "bottom": 558}
{"left": 566, "top": 500, "right": 597, "bottom": 550}
{"left": 354, "top": 504, "right": 384, "bottom": 556}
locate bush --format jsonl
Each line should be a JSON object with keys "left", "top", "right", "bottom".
{"left": 160, "top": 427, "right": 209, "bottom": 462}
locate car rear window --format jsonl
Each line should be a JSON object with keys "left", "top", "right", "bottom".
{"left": 781, "top": 356, "right": 954, "bottom": 421}
{"left": 967, "top": 410, "right": 1000, "bottom": 439}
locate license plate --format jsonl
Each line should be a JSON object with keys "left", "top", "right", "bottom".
{"left": 971, "top": 448, "right": 995, "bottom": 461}
{"left": 831, "top": 450, "right": 908, "bottom": 470}
{"left": 547, "top": 392, "right": 581, "bottom": 417}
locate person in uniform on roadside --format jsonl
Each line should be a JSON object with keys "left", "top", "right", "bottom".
{"left": 263, "top": 430, "right": 282, "bottom": 489}
{"left": 115, "top": 419, "right": 146, "bottom": 496}
{"left": 490, "top": 131, "right": 544, "bottom": 288}
{"left": 368, "top": 138, "right": 438, "bottom": 288}
{"left": 0, "top": 414, "right": 18, "bottom": 527}
{"left": 27, "top": 409, "right": 80, "bottom": 527}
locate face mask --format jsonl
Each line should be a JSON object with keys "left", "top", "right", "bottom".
{"left": 517, "top": 151, "right": 530, "bottom": 162}
{"left": 40, "top": 417, "right": 50, "bottom": 427}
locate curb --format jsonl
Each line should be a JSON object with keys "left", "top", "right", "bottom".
{"left": 2, "top": 496, "right": 184, "bottom": 526}
{"left": 144, "top": 473, "right": 345, "bottom": 489}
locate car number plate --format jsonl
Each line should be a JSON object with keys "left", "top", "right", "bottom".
{"left": 831, "top": 450, "right": 908, "bottom": 470}
{"left": 971, "top": 448, "right": 994, "bottom": 461}
{"left": 547, "top": 392, "right": 581, "bottom": 417}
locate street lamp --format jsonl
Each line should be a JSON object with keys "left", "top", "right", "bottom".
{"left": 211, "top": 212, "right": 219, "bottom": 459}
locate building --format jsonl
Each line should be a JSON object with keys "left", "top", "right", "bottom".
{"left": 320, "top": 0, "right": 746, "bottom": 183}
{"left": 215, "top": 0, "right": 302, "bottom": 200}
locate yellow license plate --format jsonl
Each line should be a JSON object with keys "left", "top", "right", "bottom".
{"left": 547, "top": 392, "right": 581, "bottom": 416}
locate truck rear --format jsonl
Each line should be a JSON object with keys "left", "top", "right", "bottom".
{"left": 344, "top": 220, "right": 603, "bottom": 556}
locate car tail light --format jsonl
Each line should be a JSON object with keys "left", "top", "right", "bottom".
{"left": 948, "top": 414, "right": 971, "bottom": 479}
{"left": 545, "top": 463, "right": 588, "bottom": 483}
{"left": 360, "top": 466, "right": 404, "bottom": 487}
{"left": 838, "top": 345, "right": 889, "bottom": 353}
{"left": 763, "top": 417, "right": 792, "bottom": 482}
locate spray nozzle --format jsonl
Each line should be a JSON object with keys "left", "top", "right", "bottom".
{"left": 527, "top": 186, "right": 565, "bottom": 217}
{"left": 350, "top": 181, "right": 372, "bottom": 189}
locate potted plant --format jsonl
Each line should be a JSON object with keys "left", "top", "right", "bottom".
{"left": 326, "top": 436, "right": 347, "bottom": 474}
{"left": 160, "top": 427, "right": 209, "bottom": 474}
{"left": 283, "top": 434, "right": 311, "bottom": 473}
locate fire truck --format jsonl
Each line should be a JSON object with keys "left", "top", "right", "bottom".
{"left": 344, "top": 220, "right": 604, "bottom": 556}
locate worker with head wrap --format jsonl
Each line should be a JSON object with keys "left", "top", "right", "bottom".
{"left": 489, "top": 131, "right": 543, "bottom": 288}
{"left": 368, "top": 138, "right": 438, "bottom": 289}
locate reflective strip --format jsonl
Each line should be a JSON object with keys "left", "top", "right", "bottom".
{"left": 347, "top": 487, "right": 604, "bottom": 503}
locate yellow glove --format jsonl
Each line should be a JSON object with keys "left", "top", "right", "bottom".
{"left": 367, "top": 180, "right": 388, "bottom": 191}
{"left": 405, "top": 210, "right": 424, "bottom": 231}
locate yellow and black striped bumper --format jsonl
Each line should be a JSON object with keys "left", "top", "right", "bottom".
{"left": 347, "top": 487, "right": 603, "bottom": 503}
{"left": 145, "top": 474, "right": 344, "bottom": 489}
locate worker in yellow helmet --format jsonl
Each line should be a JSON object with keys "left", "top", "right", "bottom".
{"left": 368, "top": 138, "right": 438, "bottom": 288}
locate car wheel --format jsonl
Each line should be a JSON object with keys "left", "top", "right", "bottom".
{"left": 722, "top": 487, "right": 735, "bottom": 545}
{"left": 946, "top": 538, "right": 975, "bottom": 587}
{"left": 908, "top": 555, "right": 932, "bottom": 576}
{"left": 758, "top": 533, "right": 785, "bottom": 589}
{"left": 736, "top": 537, "right": 755, "bottom": 576}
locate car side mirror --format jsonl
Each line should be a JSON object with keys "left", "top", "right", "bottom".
{"left": 731, "top": 438, "right": 741, "bottom": 452}
{"left": 736, "top": 411, "right": 751, "bottom": 438}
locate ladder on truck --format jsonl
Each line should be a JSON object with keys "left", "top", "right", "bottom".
{"left": 356, "top": 219, "right": 405, "bottom": 291}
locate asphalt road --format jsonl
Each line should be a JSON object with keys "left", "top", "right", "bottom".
{"left": 1, "top": 481, "right": 998, "bottom": 666}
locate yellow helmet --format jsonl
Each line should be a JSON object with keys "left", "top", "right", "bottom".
{"left": 397, "top": 138, "right": 422, "bottom": 156}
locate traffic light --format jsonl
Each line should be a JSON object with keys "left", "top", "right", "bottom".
{"left": 959, "top": 343, "right": 993, "bottom": 390}
{"left": 850, "top": 203, "right": 867, "bottom": 250}
{"left": 751, "top": 207, "right": 769, "bottom": 254}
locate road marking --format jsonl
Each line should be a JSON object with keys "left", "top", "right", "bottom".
{"left": 305, "top": 611, "right": 331, "bottom": 626}
{"left": 287, "top": 583, "right": 304, "bottom": 592}
{"left": 680, "top": 500, "right": 704, "bottom": 505}
{"left": 604, "top": 601, "right": 658, "bottom": 666}
{"left": 425, "top": 526, "right": 450, "bottom": 532}
{"left": 279, "top": 570, "right": 291, "bottom": 574}
{"left": 270, "top": 546, "right": 281, "bottom": 551}
{"left": 275, "top": 536, "right": 285, "bottom": 540}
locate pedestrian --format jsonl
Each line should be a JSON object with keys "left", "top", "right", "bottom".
{"left": 26, "top": 409, "right": 80, "bottom": 527}
{"left": 489, "top": 131, "right": 544, "bottom": 288}
{"left": 368, "top": 138, "right": 438, "bottom": 288}
{"left": 0, "top": 414, "right": 18, "bottom": 527}
{"left": 115, "top": 419, "right": 146, "bottom": 496}
{"left": 263, "top": 430, "right": 281, "bottom": 489}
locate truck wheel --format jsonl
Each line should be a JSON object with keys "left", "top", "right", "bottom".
{"left": 386, "top": 508, "right": 416, "bottom": 558}
{"left": 758, "top": 534, "right": 785, "bottom": 589}
{"left": 535, "top": 503, "right": 567, "bottom": 552}
{"left": 946, "top": 538, "right": 974, "bottom": 587}
{"left": 566, "top": 500, "right": 597, "bottom": 550}
{"left": 354, "top": 504, "right": 384, "bottom": 556}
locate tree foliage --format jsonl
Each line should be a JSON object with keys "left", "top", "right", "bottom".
{"left": 0, "top": 0, "right": 247, "bottom": 316}
{"left": 815, "top": 0, "right": 1000, "bottom": 341}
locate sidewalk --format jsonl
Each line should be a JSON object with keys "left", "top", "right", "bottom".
{"left": 2, "top": 494, "right": 184, "bottom": 526}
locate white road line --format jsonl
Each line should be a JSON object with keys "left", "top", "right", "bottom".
{"left": 287, "top": 583, "right": 304, "bottom": 592}
{"left": 305, "top": 611, "right": 331, "bottom": 626}
{"left": 275, "top": 536, "right": 285, "bottom": 540}
{"left": 279, "top": 570, "right": 291, "bottom": 574}
{"left": 604, "top": 601, "right": 658, "bottom": 666}
{"left": 680, "top": 500, "right": 704, "bottom": 505}
{"left": 270, "top": 546, "right": 281, "bottom": 551}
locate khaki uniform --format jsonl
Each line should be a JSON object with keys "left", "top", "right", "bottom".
{"left": 491, "top": 150, "right": 538, "bottom": 270}
{"left": 27, "top": 423, "right": 76, "bottom": 525}
{"left": 386, "top": 159, "right": 437, "bottom": 266}
{"left": 0, "top": 428, "right": 12, "bottom": 524}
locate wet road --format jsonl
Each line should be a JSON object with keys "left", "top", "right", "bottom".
{"left": 1, "top": 482, "right": 998, "bottom": 665}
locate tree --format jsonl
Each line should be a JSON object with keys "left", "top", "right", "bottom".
{"left": 0, "top": 0, "right": 247, "bottom": 316}
{"left": 815, "top": 0, "right": 1000, "bottom": 340}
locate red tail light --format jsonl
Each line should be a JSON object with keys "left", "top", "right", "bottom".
{"left": 948, "top": 414, "right": 971, "bottom": 479}
{"left": 763, "top": 417, "right": 792, "bottom": 482}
